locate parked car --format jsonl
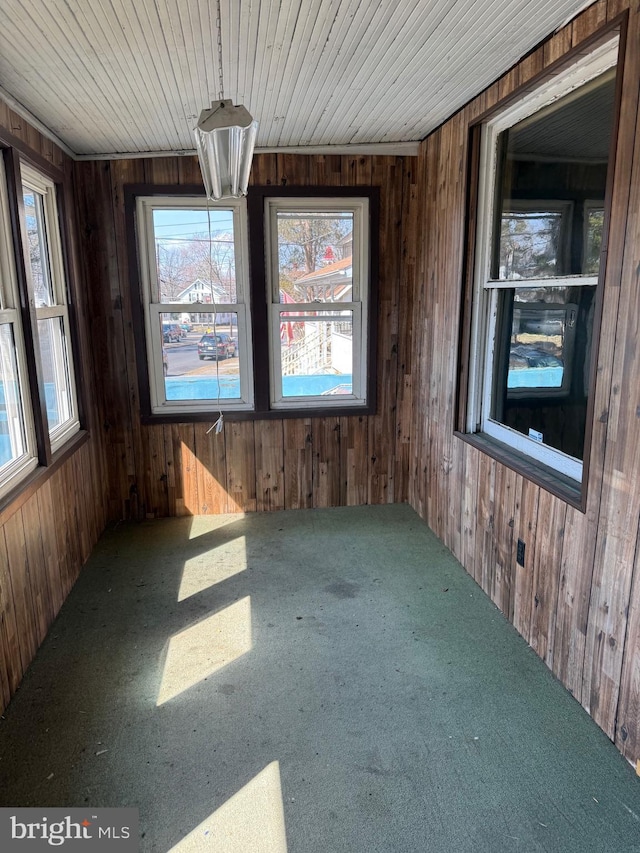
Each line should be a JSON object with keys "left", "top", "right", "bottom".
{"left": 162, "top": 323, "right": 181, "bottom": 343}
{"left": 509, "top": 344, "right": 563, "bottom": 369}
{"left": 198, "top": 333, "right": 237, "bottom": 360}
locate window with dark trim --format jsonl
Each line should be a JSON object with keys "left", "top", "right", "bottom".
{"left": 459, "top": 34, "right": 620, "bottom": 502}
{"left": 127, "top": 185, "right": 378, "bottom": 421}
{"left": 0, "top": 146, "right": 81, "bottom": 503}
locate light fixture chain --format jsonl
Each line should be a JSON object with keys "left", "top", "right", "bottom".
{"left": 216, "top": 0, "right": 224, "bottom": 102}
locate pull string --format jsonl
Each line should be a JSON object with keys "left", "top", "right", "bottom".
{"left": 216, "top": 0, "right": 224, "bottom": 102}
{"left": 205, "top": 200, "right": 224, "bottom": 436}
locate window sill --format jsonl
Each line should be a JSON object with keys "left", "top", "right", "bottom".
{"left": 454, "top": 430, "right": 584, "bottom": 511}
{"left": 141, "top": 403, "right": 376, "bottom": 425}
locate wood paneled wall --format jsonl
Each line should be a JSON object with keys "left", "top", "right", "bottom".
{"left": 0, "top": 104, "right": 109, "bottom": 713}
{"left": 409, "top": 0, "right": 640, "bottom": 765}
{"left": 74, "top": 153, "right": 417, "bottom": 521}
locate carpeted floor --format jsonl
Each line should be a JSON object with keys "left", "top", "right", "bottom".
{"left": 0, "top": 504, "right": 639, "bottom": 852}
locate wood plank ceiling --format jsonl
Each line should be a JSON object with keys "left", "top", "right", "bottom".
{"left": 0, "top": 0, "right": 593, "bottom": 158}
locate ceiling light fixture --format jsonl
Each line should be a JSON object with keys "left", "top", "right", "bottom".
{"left": 194, "top": 2, "right": 258, "bottom": 200}
{"left": 194, "top": 100, "right": 258, "bottom": 200}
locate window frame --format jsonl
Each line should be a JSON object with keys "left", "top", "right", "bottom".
{"left": 135, "top": 195, "right": 254, "bottom": 415}
{"left": 20, "top": 163, "right": 81, "bottom": 452}
{"left": 264, "top": 196, "right": 370, "bottom": 411}
{"left": 0, "top": 157, "right": 38, "bottom": 496}
{"left": 126, "top": 184, "right": 379, "bottom": 422}
{"left": 459, "top": 31, "right": 622, "bottom": 505}
{"left": 0, "top": 138, "right": 87, "bottom": 510}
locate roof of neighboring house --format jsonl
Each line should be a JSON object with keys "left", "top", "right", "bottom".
{"left": 295, "top": 257, "right": 352, "bottom": 283}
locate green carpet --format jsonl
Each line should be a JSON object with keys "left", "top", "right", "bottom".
{"left": 0, "top": 504, "right": 638, "bottom": 852}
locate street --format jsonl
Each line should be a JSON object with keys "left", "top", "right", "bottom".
{"left": 165, "top": 332, "right": 239, "bottom": 377}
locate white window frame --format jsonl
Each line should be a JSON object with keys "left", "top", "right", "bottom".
{"left": 136, "top": 196, "right": 254, "bottom": 414}
{"left": 0, "top": 159, "right": 37, "bottom": 496}
{"left": 467, "top": 37, "right": 618, "bottom": 482}
{"left": 264, "top": 197, "right": 369, "bottom": 410}
{"left": 20, "top": 163, "right": 80, "bottom": 453}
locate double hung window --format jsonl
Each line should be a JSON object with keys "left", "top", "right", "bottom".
{"left": 21, "top": 165, "right": 79, "bottom": 450}
{"left": 131, "top": 188, "right": 376, "bottom": 419}
{"left": 0, "top": 152, "right": 80, "bottom": 500}
{"left": 265, "top": 198, "right": 369, "bottom": 410}
{"left": 135, "top": 197, "right": 253, "bottom": 414}
{"left": 465, "top": 36, "right": 619, "bottom": 487}
{"left": 0, "top": 159, "right": 36, "bottom": 495}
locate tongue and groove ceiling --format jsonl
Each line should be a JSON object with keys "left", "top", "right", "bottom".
{"left": 0, "top": 0, "right": 594, "bottom": 158}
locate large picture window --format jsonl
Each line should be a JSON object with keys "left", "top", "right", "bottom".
{"left": 465, "top": 36, "right": 619, "bottom": 487}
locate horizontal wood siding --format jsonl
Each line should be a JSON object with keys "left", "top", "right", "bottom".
{"left": 0, "top": 105, "right": 109, "bottom": 714}
{"left": 75, "top": 153, "right": 415, "bottom": 522}
{"left": 409, "top": 0, "right": 640, "bottom": 766}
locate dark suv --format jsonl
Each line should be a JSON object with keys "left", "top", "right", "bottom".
{"left": 197, "top": 333, "right": 237, "bottom": 360}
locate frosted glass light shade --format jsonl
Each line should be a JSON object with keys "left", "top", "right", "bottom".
{"left": 194, "top": 100, "right": 259, "bottom": 200}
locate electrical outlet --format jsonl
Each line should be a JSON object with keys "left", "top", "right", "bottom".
{"left": 517, "top": 538, "right": 526, "bottom": 567}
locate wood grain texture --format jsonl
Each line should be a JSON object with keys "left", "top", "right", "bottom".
{"left": 283, "top": 419, "right": 312, "bottom": 510}
{"left": 0, "top": 111, "right": 107, "bottom": 714}
{"left": 408, "top": 0, "right": 640, "bottom": 767}
{"left": 76, "top": 152, "right": 414, "bottom": 522}
{"left": 582, "top": 0, "right": 640, "bottom": 742}
{"left": 3, "top": 0, "right": 639, "bottom": 777}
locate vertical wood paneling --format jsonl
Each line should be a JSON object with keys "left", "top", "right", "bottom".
{"left": 35, "top": 480, "right": 65, "bottom": 616}
{"left": 476, "top": 453, "right": 496, "bottom": 594}
{"left": 312, "top": 418, "right": 341, "bottom": 509}
{"left": 194, "top": 423, "right": 230, "bottom": 514}
{"left": 142, "top": 425, "right": 169, "bottom": 518}
{"left": 409, "top": 0, "right": 640, "bottom": 768}
{"left": 616, "top": 542, "right": 640, "bottom": 756}
{"left": 572, "top": 0, "right": 608, "bottom": 42}
{"left": 0, "top": 533, "right": 22, "bottom": 697}
{"left": 395, "top": 154, "right": 418, "bottom": 505}
{"left": 3, "top": 513, "right": 38, "bottom": 674}
{"left": 175, "top": 423, "right": 198, "bottom": 516}
{"left": 283, "top": 419, "right": 312, "bottom": 510}
{"left": 76, "top": 160, "right": 138, "bottom": 520}
{"left": 340, "top": 415, "right": 369, "bottom": 506}
{"left": 0, "top": 89, "right": 118, "bottom": 716}
{"left": 368, "top": 157, "right": 402, "bottom": 505}
{"left": 255, "top": 420, "right": 285, "bottom": 512}
{"left": 20, "top": 498, "right": 53, "bottom": 645}
{"left": 226, "top": 420, "right": 258, "bottom": 513}
{"left": 491, "top": 465, "right": 518, "bottom": 619}
{"left": 77, "top": 151, "right": 413, "bottom": 524}
{"left": 581, "top": 0, "right": 640, "bottom": 740}
{"left": 528, "top": 494, "right": 567, "bottom": 667}
{"left": 460, "top": 445, "right": 480, "bottom": 583}
{"left": 110, "top": 159, "right": 147, "bottom": 518}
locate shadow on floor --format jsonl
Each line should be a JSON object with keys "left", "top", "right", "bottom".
{"left": 0, "top": 504, "right": 639, "bottom": 852}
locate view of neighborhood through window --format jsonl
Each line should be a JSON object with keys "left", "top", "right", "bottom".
{"left": 139, "top": 199, "right": 252, "bottom": 413}
{"left": 151, "top": 207, "right": 243, "bottom": 405}
{"left": 274, "top": 210, "right": 356, "bottom": 399}
{"left": 138, "top": 195, "right": 371, "bottom": 414}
